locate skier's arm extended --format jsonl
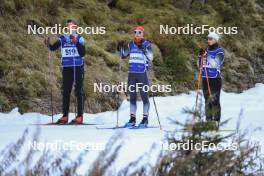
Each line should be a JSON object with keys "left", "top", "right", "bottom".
{"left": 48, "top": 40, "right": 61, "bottom": 51}
{"left": 120, "top": 45, "right": 130, "bottom": 59}
{"left": 117, "top": 41, "right": 129, "bottom": 59}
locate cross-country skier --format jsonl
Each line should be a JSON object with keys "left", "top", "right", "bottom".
{"left": 117, "top": 25, "right": 153, "bottom": 128}
{"left": 198, "top": 32, "right": 224, "bottom": 126}
{"left": 44, "top": 20, "right": 86, "bottom": 124}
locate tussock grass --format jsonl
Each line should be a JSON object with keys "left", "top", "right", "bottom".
{"left": 0, "top": 0, "right": 263, "bottom": 113}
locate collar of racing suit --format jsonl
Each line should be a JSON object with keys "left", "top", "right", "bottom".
{"left": 208, "top": 43, "right": 219, "bottom": 51}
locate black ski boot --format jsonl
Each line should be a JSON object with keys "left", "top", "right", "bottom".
{"left": 124, "top": 114, "right": 136, "bottom": 127}
{"left": 138, "top": 114, "right": 148, "bottom": 128}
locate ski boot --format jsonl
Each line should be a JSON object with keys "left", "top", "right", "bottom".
{"left": 138, "top": 114, "right": 148, "bottom": 128}
{"left": 56, "top": 116, "right": 68, "bottom": 124}
{"left": 124, "top": 114, "right": 136, "bottom": 127}
{"left": 69, "top": 115, "right": 83, "bottom": 124}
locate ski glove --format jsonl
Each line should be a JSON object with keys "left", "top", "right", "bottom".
{"left": 70, "top": 35, "right": 78, "bottom": 43}
{"left": 117, "top": 41, "right": 125, "bottom": 51}
{"left": 199, "top": 48, "right": 206, "bottom": 57}
{"left": 44, "top": 37, "right": 50, "bottom": 47}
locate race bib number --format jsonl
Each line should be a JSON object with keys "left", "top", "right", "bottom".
{"left": 62, "top": 47, "right": 79, "bottom": 57}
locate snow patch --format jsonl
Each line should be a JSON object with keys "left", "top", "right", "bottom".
{"left": 0, "top": 83, "right": 263, "bottom": 174}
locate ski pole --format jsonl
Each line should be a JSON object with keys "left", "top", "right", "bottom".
{"left": 204, "top": 62, "right": 212, "bottom": 97}
{"left": 48, "top": 46, "right": 54, "bottom": 123}
{"left": 152, "top": 95, "right": 162, "bottom": 130}
{"left": 73, "top": 55, "right": 77, "bottom": 118}
{"left": 194, "top": 54, "right": 204, "bottom": 113}
{"left": 197, "top": 44, "right": 212, "bottom": 97}
{"left": 116, "top": 47, "right": 123, "bottom": 127}
{"left": 141, "top": 48, "right": 162, "bottom": 130}
{"left": 116, "top": 90, "right": 119, "bottom": 127}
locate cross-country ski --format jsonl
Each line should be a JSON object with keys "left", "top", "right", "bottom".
{"left": 31, "top": 123, "right": 103, "bottom": 126}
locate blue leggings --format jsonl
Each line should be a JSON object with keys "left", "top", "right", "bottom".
{"left": 128, "top": 72, "right": 150, "bottom": 115}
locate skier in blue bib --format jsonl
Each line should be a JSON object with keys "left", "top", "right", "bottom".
{"left": 117, "top": 25, "right": 153, "bottom": 128}
{"left": 198, "top": 32, "right": 224, "bottom": 124}
{"left": 44, "top": 20, "right": 86, "bottom": 124}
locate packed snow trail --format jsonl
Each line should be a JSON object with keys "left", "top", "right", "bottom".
{"left": 0, "top": 83, "right": 263, "bottom": 174}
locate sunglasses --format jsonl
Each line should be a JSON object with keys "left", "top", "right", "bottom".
{"left": 134, "top": 30, "right": 143, "bottom": 35}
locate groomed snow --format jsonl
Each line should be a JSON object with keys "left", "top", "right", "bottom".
{"left": 0, "top": 83, "right": 263, "bottom": 174}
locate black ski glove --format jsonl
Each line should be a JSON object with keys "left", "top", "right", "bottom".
{"left": 199, "top": 48, "right": 205, "bottom": 56}
{"left": 117, "top": 40, "right": 125, "bottom": 51}
{"left": 44, "top": 37, "right": 50, "bottom": 47}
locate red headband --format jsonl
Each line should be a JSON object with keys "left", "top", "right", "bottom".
{"left": 134, "top": 25, "right": 144, "bottom": 32}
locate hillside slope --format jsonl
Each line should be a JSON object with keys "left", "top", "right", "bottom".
{"left": 0, "top": 0, "right": 263, "bottom": 113}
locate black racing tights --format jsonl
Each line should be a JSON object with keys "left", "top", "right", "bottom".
{"left": 202, "top": 77, "right": 222, "bottom": 122}
{"left": 62, "top": 66, "right": 84, "bottom": 117}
